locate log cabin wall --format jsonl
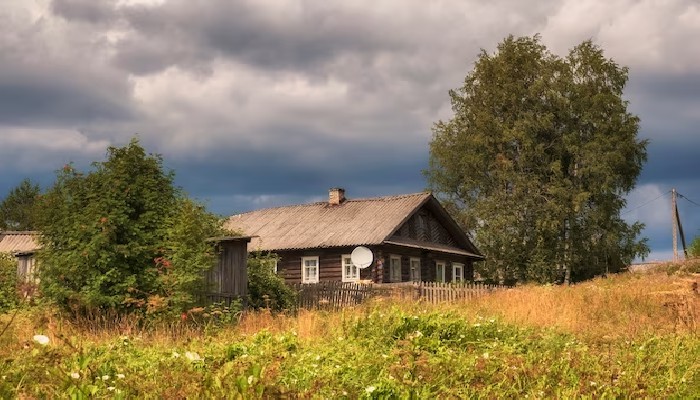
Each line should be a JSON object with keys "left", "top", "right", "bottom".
{"left": 274, "top": 245, "right": 474, "bottom": 284}
{"left": 378, "top": 244, "right": 473, "bottom": 283}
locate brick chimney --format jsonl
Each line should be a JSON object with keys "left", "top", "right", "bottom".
{"left": 329, "top": 187, "right": 346, "bottom": 205}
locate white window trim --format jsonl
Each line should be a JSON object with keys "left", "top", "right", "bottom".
{"left": 452, "top": 262, "right": 464, "bottom": 283}
{"left": 410, "top": 257, "right": 421, "bottom": 282}
{"left": 302, "top": 256, "right": 319, "bottom": 283}
{"left": 389, "top": 255, "right": 402, "bottom": 283}
{"left": 341, "top": 254, "right": 359, "bottom": 282}
{"left": 436, "top": 261, "right": 446, "bottom": 283}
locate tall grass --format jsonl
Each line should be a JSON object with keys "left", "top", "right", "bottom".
{"left": 1, "top": 268, "right": 698, "bottom": 397}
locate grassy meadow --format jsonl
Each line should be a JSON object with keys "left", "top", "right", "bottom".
{"left": 1, "top": 265, "right": 699, "bottom": 398}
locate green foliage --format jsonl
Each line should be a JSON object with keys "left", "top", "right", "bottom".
{"left": 247, "top": 252, "right": 296, "bottom": 311}
{"left": 4, "top": 307, "right": 697, "bottom": 398}
{"left": 155, "top": 199, "right": 226, "bottom": 314}
{"left": 427, "top": 35, "right": 649, "bottom": 284}
{"left": 0, "top": 253, "right": 18, "bottom": 312}
{"left": 689, "top": 236, "right": 700, "bottom": 258}
{"left": 34, "top": 138, "right": 222, "bottom": 314}
{"left": 0, "top": 178, "right": 41, "bottom": 231}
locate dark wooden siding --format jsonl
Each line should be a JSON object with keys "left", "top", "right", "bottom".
{"left": 16, "top": 254, "right": 36, "bottom": 283}
{"left": 275, "top": 247, "right": 378, "bottom": 284}
{"left": 273, "top": 245, "right": 474, "bottom": 285}
{"left": 206, "top": 240, "right": 249, "bottom": 298}
{"left": 379, "top": 244, "right": 473, "bottom": 283}
{"left": 393, "top": 207, "right": 459, "bottom": 247}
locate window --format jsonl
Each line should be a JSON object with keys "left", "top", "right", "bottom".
{"left": 452, "top": 262, "right": 464, "bottom": 283}
{"left": 410, "top": 257, "right": 421, "bottom": 282}
{"left": 436, "top": 261, "right": 446, "bottom": 283}
{"left": 390, "top": 255, "right": 402, "bottom": 282}
{"left": 342, "top": 255, "right": 359, "bottom": 282}
{"left": 302, "top": 256, "right": 319, "bottom": 283}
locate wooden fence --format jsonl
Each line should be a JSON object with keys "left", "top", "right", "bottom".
{"left": 417, "top": 282, "right": 502, "bottom": 303}
{"left": 292, "top": 281, "right": 383, "bottom": 311}
{"left": 292, "top": 281, "right": 505, "bottom": 310}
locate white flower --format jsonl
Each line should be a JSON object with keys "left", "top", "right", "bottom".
{"left": 414, "top": 331, "right": 422, "bottom": 337}
{"left": 365, "top": 386, "right": 376, "bottom": 394}
{"left": 172, "top": 351, "right": 181, "bottom": 358}
{"left": 116, "top": 373, "right": 125, "bottom": 379}
{"left": 101, "top": 375, "right": 110, "bottom": 381}
{"left": 247, "top": 375, "right": 254, "bottom": 384}
{"left": 33, "top": 335, "right": 50, "bottom": 345}
{"left": 185, "top": 351, "right": 202, "bottom": 362}
{"left": 107, "top": 387, "right": 116, "bottom": 391}
{"left": 70, "top": 372, "right": 80, "bottom": 379}
{"left": 482, "top": 352, "right": 489, "bottom": 359}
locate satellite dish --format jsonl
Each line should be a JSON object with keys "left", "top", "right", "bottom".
{"left": 351, "top": 246, "right": 373, "bottom": 269}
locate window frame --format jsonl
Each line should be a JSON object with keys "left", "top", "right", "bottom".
{"left": 389, "top": 255, "right": 402, "bottom": 283}
{"left": 452, "top": 262, "right": 464, "bottom": 283}
{"left": 341, "top": 254, "right": 359, "bottom": 282}
{"left": 435, "top": 260, "right": 446, "bottom": 283}
{"left": 409, "top": 257, "right": 421, "bottom": 282}
{"left": 301, "top": 256, "right": 320, "bottom": 283}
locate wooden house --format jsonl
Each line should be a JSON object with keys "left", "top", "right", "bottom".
{"left": 0, "top": 231, "right": 40, "bottom": 282}
{"left": 225, "top": 189, "right": 484, "bottom": 284}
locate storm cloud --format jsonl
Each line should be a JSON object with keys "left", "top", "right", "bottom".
{"left": 1, "top": 0, "right": 699, "bottom": 260}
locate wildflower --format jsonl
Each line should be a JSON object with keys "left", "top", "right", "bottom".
{"left": 414, "top": 331, "right": 422, "bottom": 337}
{"left": 247, "top": 376, "right": 254, "bottom": 384}
{"left": 590, "top": 381, "right": 597, "bottom": 386}
{"left": 107, "top": 387, "right": 116, "bottom": 391}
{"left": 116, "top": 373, "right": 125, "bottom": 379}
{"left": 172, "top": 351, "right": 181, "bottom": 358}
{"left": 33, "top": 334, "right": 50, "bottom": 345}
{"left": 70, "top": 372, "right": 80, "bottom": 379}
{"left": 185, "top": 351, "right": 202, "bottom": 362}
{"left": 365, "top": 386, "right": 376, "bottom": 394}
{"left": 101, "top": 375, "right": 110, "bottom": 381}
{"left": 482, "top": 352, "right": 489, "bottom": 359}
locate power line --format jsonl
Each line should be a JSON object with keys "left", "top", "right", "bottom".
{"left": 677, "top": 192, "right": 700, "bottom": 207}
{"left": 621, "top": 190, "right": 671, "bottom": 216}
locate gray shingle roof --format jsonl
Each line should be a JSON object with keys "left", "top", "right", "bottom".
{"left": 0, "top": 231, "right": 40, "bottom": 255}
{"left": 225, "top": 192, "right": 434, "bottom": 251}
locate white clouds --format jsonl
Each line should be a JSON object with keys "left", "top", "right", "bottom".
{"left": 541, "top": 0, "right": 700, "bottom": 73}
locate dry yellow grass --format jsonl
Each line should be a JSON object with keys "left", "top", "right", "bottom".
{"left": 2, "top": 268, "right": 697, "bottom": 353}
{"left": 236, "top": 268, "right": 699, "bottom": 341}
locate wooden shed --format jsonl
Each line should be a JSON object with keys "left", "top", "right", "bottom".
{"left": 205, "top": 236, "right": 253, "bottom": 305}
{"left": 0, "top": 231, "right": 41, "bottom": 282}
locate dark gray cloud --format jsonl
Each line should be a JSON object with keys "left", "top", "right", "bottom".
{"left": 51, "top": 0, "right": 117, "bottom": 24}
{"left": 0, "top": 0, "right": 698, "bottom": 261}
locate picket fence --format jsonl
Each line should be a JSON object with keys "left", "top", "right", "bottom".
{"left": 292, "top": 281, "right": 505, "bottom": 310}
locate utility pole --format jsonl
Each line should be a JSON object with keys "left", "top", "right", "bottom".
{"left": 672, "top": 188, "right": 678, "bottom": 262}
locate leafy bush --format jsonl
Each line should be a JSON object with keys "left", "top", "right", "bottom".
{"left": 689, "top": 236, "right": 700, "bottom": 258}
{"left": 247, "top": 252, "right": 296, "bottom": 311}
{"left": 35, "top": 138, "right": 224, "bottom": 315}
{"left": 0, "top": 253, "right": 18, "bottom": 311}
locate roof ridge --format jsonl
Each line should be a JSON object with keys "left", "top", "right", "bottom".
{"left": 229, "top": 191, "right": 432, "bottom": 217}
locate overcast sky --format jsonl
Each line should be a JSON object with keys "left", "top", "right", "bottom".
{"left": 1, "top": 0, "right": 698, "bottom": 261}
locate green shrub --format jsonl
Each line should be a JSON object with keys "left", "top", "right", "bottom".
{"left": 0, "top": 253, "right": 18, "bottom": 311}
{"left": 247, "top": 252, "right": 296, "bottom": 311}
